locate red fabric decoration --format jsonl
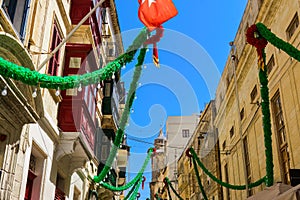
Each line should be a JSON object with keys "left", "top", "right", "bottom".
{"left": 186, "top": 148, "right": 193, "bottom": 167}
{"left": 246, "top": 24, "right": 268, "bottom": 70}
{"left": 142, "top": 176, "right": 146, "bottom": 189}
{"left": 138, "top": 0, "right": 178, "bottom": 31}
{"left": 144, "top": 27, "right": 164, "bottom": 67}
{"left": 163, "top": 178, "right": 168, "bottom": 186}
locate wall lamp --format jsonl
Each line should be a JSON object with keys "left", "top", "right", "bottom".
{"left": 198, "top": 132, "right": 207, "bottom": 140}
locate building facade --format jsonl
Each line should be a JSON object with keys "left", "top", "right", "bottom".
{"left": 165, "top": 114, "right": 199, "bottom": 183}
{"left": 0, "top": 0, "right": 127, "bottom": 199}
{"left": 150, "top": 129, "right": 167, "bottom": 200}
{"left": 214, "top": 0, "right": 300, "bottom": 199}
{"left": 150, "top": 115, "right": 199, "bottom": 199}
{"left": 177, "top": 101, "right": 222, "bottom": 200}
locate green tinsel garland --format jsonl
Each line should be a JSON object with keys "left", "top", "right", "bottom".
{"left": 124, "top": 177, "right": 141, "bottom": 200}
{"left": 125, "top": 175, "right": 143, "bottom": 200}
{"left": 256, "top": 23, "right": 300, "bottom": 62}
{"left": 190, "top": 148, "right": 266, "bottom": 190}
{"left": 165, "top": 177, "right": 183, "bottom": 200}
{"left": 100, "top": 148, "right": 153, "bottom": 191}
{"left": 0, "top": 28, "right": 147, "bottom": 90}
{"left": 192, "top": 158, "right": 208, "bottom": 200}
{"left": 165, "top": 182, "right": 172, "bottom": 200}
{"left": 258, "top": 51, "right": 274, "bottom": 187}
{"left": 94, "top": 48, "right": 147, "bottom": 183}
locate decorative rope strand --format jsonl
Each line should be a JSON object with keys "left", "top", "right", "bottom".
{"left": 165, "top": 177, "right": 183, "bottom": 200}
{"left": 192, "top": 157, "right": 208, "bottom": 200}
{"left": 256, "top": 23, "right": 300, "bottom": 62}
{"left": 0, "top": 28, "right": 148, "bottom": 90}
{"left": 166, "top": 184, "right": 172, "bottom": 200}
{"left": 190, "top": 148, "right": 265, "bottom": 190}
{"left": 124, "top": 177, "right": 141, "bottom": 200}
{"left": 258, "top": 50, "right": 273, "bottom": 186}
{"left": 100, "top": 148, "right": 153, "bottom": 191}
{"left": 94, "top": 48, "right": 147, "bottom": 183}
{"left": 125, "top": 174, "right": 144, "bottom": 200}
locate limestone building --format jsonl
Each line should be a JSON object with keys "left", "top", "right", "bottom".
{"left": 150, "top": 115, "right": 199, "bottom": 199}
{"left": 177, "top": 101, "right": 222, "bottom": 200}
{"left": 150, "top": 129, "right": 167, "bottom": 200}
{"left": 0, "top": 0, "right": 127, "bottom": 199}
{"left": 214, "top": 0, "right": 300, "bottom": 199}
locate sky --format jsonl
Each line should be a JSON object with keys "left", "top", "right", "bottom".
{"left": 115, "top": 1, "right": 247, "bottom": 199}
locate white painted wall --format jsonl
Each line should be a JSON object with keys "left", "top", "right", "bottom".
{"left": 166, "top": 114, "right": 199, "bottom": 181}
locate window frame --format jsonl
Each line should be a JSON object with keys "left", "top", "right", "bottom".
{"left": 182, "top": 129, "right": 190, "bottom": 138}
{"left": 286, "top": 13, "right": 299, "bottom": 40}
{"left": 48, "top": 20, "right": 62, "bottom": 76}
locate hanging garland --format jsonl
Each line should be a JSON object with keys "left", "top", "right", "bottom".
{"left": 124, "top": 174, "right": 144, "bottom": 200}
{"left": 246, "top": 23, "right": 273, "bottom": 187}
{"left": 164, "top": 177, "right": 183, "bottom": 200}
{"left": 258, "top": 51, "right": 273, "bottom": 187}
{"left": 163, "top": 178, "right": 173, "bottom": 200}
{"left": 124, "top": 177, "right": 142, "bottom": 200}
{"left": 100, "top": 148, "right": 153, "bottom": 191}
{"left": 191, "top": 158, "right": 208, "bottom": 200}
{"left": 94, "top": 47, "right": 147, "bottom": 183}
{"left": 0, "top": 28, "right": 148, "bottom": 90}
{"left": 256, "top": 23, "right": 300, "bottom": 62}
{"left": 190, "top": 148, "right": 266, "bottom": 190}
{"left": 246, "top": 24, "right": 268, "bottom": 70}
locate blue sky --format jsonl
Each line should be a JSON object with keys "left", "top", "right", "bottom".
{"left": 115, "top": 1, "right": 247, "bottom": 199}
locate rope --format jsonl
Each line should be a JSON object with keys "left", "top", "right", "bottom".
{"left": 190, "top": 148, "right": 266, "bottom": 190}
{"left": 258, "top": 50, "right": 273, "bottom": 186}
{"left": 192, "top": 158, "right": 208, "bottom": 200}
{"left": 164, "top": 177, "right": 183, "bottom": 200}
{"left": 256, "top": 23, "right": 300, "bottom": 62}
{"left": 94, "top": 48, "right": 147, "bottom": 183}
{"left": 100, "top": 148, "right": 153, "bottom": 191}
{"left": 0, "top": 28, "right": 148, "bottom": 90}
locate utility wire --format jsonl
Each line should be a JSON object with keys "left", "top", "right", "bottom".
{"left": 126, "top": 135, "right": 230, "bottom": 154}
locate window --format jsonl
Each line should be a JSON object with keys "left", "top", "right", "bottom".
{"left": 29, "top": 155, "right": 36, "bottom": 172}
{"left": 222, "top": 140, "right": 226, "bottom": 150}
{"left": 104, "top": 82, "right": 111, "bottom": 97}
{"left": 73, "top": 187, "right": 81, "bottom": 200}
{"left": 243, "top": 137, "right": 252, "bottom": 196}
{"left": 182, "top": 129, "right": 189, "bottom": 138}
{"left": 230, "top": 126, "right": 234, "bottom": 138}
{"left": 286, "top": 13, "right": 299, "bottom": 40}
{"left": 69, "top": 57, "right": 81, "bottom": 68}
{"left": 2, "top": 0, "right": 30, "bottom": 40}
{"left": 267, "top": 55, "right": 275, "bottom": 75}
{"left": 272, "top": 91, "right": 290, "bottom": 184}
{"left": 240, "top": 108, "right": 245, "bottom": 121}
{"left": 101, "top": 8, "right": 107, "bottom": 24}
{"left": 250, "top": 85, "right": 258, "bottom": 103}
{"left": 48, "top": 21, "right": 62, "bottom": 76}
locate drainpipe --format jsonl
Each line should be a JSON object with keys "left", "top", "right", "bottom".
{"left": 230, "top": 43, "right": 249, "bottom": 197}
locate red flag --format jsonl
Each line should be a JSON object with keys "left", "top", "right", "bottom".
{"left": 138, "top": 0, "right": 178, "bottom": 31}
